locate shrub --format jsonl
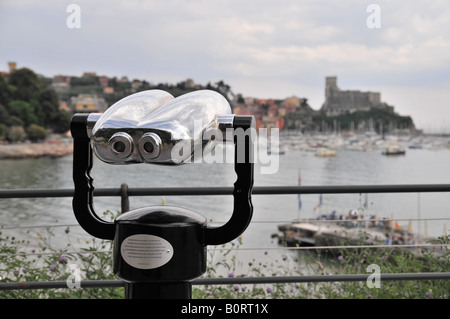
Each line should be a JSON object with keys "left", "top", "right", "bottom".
{"left": 6, "top": 126, "right": 26, "bottom": 142}
{"left": 27, "top": 124, "right": 48, "bottom": 142}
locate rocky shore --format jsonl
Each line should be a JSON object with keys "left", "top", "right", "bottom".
{"left": 0, "top": 142, "right": 73, "bottom": 160}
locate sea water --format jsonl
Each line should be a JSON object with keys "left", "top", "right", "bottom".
{"left": 1, "top": 137, "right": 449, "bottom": 275}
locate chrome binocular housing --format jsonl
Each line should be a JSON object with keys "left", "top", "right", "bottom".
{"left": 86, "top": 89, "right": 234, "bottom": 165}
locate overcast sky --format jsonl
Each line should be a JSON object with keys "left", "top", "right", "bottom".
{"left": 1, "top": 0, "right": 449, "bottom": 132}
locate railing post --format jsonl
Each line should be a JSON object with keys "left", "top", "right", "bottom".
{"left": 120, "top": 183, "right": 129, "bottom": 213}
{"left": 124, "top": 282, "right": 192, "bottom": 299}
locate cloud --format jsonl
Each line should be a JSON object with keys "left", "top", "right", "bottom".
{"left": 0, "top": 0, "right": 449, "bottom": 131}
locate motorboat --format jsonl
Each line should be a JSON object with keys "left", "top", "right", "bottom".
{"left": 382, "top": 145, "right": 405, "bottom": 155}
{"left": 315, "top": 147, "right": 337, "bottom": 157}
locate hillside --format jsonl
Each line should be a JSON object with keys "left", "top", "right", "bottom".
{"left": 0, "top": 68, "right": 71, "bottom": 142}
{"left": 0, "top": 66, "right": 417, "bottom": 143}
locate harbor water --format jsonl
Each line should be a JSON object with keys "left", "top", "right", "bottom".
{"left": 1, "top": 134, "right": 449, "bottom": 274}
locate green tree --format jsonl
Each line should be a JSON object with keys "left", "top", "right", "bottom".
{"left": 50, "top": 109, "right": 71, "bottom": 133}
{"left": 214, "top": 80, "right": 232, "bottom": 102}
{"left": 30, "top": 98, "right": 44, "bottom": 126}
{"left": 8, "top": 68, "right": 43, "bottom": 101}
{"left": 70, "top": 75, "right": 99, "bottom": 87}
{"left": 0, "top": 74, "right": 12, "bottom": 106}
{"left": 7, "top": 100, "right": 37, "bottom": 127}
{"left": 39, "top": 88, "right": 60, "bottom": 127}
{"left": 26, "top": 124, "right": 48, "bottom": 142}
{"left": 0, "top": 123, "right": 7, "bottom": 140}
{"left": 313, "top": 107, "right": 415, "bottom": 133}
{"left": 0, "top": 104, "right": 11, "bottom": 126}
{"left": 8, "top": 116, "right": 24, "bottom": 127}
{"left": 2, "top": 67, "right": 66, "bottom": 134}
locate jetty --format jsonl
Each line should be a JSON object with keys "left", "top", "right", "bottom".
{"left": 273, "top": 214, "right": 444, "bottom": 258}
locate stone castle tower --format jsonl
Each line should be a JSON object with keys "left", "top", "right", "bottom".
{"left": 321, "top": 76, "right": 384, "bottom": 116}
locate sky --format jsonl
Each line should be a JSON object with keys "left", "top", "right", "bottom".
{"left": 0, "top": 0, "right": 449, "bottom": 133}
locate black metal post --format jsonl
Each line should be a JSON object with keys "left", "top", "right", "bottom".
{"left": 124, "top": 282, "right": 192, "bottom": 299}
{"left": 120, "top": 183, "right": 130, "bottom": 213}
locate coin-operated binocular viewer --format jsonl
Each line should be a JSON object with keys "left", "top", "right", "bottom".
{"left": 70, "top": 90, "right": 255, "bottom": 299}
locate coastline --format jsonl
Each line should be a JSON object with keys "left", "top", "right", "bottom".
{"left": 0, "top": 142, "right": 73, "bottom": 160}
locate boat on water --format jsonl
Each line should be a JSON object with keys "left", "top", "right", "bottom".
{"left": 315, "top": 147, "right": 336, "bottom": 157}
{"left": 382, "top": 145, "right": 406, "bottom": 155}
{"left": 267, "top": 144, "right": 287, "bottom": 155}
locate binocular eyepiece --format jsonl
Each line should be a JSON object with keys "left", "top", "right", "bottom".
{"left": 108, "top": 131, "right": 161, "bottom": 160}
{"left": 109, "top": 132, "right": 133, "bottom": 158}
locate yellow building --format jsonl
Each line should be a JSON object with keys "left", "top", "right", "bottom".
{"left": 70, "top": 94, "right": 108, "bottom": 113}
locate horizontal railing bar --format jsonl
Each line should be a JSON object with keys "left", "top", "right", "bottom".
{"left": 0, "top": 223, "right": 82, "bottom": 230}
{"left": 2, "top": 184, "right": 450, "bottom": 199}
{"left": 2, "top": 217, "right": 450, "bottom": 231}
{"left": 217, "top": 243, "right": 449, "bottom": 251}
{"left": 1, "top": 272, "right": 449, "bottom": 291}
{"left": 0, "top": 280, "right": 124, "bottom": 290}
{"left": 194, "top": 272, "right": 450, "bottom": 285}
{"left": 255, "top": 184, "right": 450, "bottom": 194}
{"left": 1, "top": 243, "right": 447, "bottom": 259}
{"left": 0, "top": 188, "right": 74, "bottom": 198}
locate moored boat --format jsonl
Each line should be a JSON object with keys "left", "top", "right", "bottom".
{"left": 382, "top": 145, "right": 405, "bottom": 155}
{"left": 315, "top": 148, "right": 337, "bottom": 157}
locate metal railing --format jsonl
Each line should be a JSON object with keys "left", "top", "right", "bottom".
{"left": 1, "top": 183, "right": 450, "bottom": 293}
{"left": 1, "top": 273, "right": 450, "bottom": 291}
{"left": 2, "top": 183, "right": 450, "bottom": 213}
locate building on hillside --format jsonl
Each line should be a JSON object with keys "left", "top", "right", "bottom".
{"left": 279, "top": 96, "right": 302, "bottom": 117}
{"left": 131, "top": 80, "right": 142, "bottom": 92}
{"left": 82, "top": 72, "right": 97, "bottom": 78}
{"left": 185, "top": 78, "right": 195, "bottom": 89}
{"left": 98, "top": 76, "right": 109, "bottom": 87}
{"left": 70, "top": 94, "right": 108, "bottom": 113}
{"left": 103, "top": 86, "right": 114, "bottom": 94}
{"left": 284, "top": 98, "right": 318, "bottom": 132}
{"left": 51, "top": 75, "right": 71, "bottom": 91}
{"left": 320, "top": 76, "right": 392, "bottom": 116}
{"left": 59, "top": 101, "right": 71, "bottom": 112}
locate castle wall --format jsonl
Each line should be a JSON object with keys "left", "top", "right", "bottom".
{"left": 322, "top": 77, "right": 382, "bottom": 115}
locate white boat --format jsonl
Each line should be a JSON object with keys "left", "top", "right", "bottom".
{"left": 315, "top": 148, "right": 336, "bottom": 157}
{"left": 382, "top": 145, "right": 405, "bottom": 155}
